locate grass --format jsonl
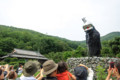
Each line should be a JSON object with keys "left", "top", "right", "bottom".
{"left": 34, "top": 71, "right": 40, "bottom": 77}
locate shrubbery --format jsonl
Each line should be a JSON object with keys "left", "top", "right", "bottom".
{"left": 96, "top": 65, "right": 107, "bottom": 80}
{"left": 45, "top": 46, "right": 87, "bottom": 63}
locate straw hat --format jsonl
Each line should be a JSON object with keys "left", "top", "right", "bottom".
{"left": 43, "top": 60, "right": 58, "bottom": 76}
{"left": 23, "top": 61, "right": 38, "bottom": 77}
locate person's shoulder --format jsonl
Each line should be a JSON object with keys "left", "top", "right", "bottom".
{"left": 66, "top": 71, "right": 72, "bottom": 76}
{"left": 20, "top": 76, "right": 36, "bottom": 80}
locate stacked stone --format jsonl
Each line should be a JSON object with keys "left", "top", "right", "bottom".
{"left": 66, "top": 57, "right": 120, "bottom": 79}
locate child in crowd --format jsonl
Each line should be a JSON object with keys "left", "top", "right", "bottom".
{"left": 56, "top": 61, "right": 76, "bottom": 80}
{"left": 18, "top": 64, "right": 23, "bottom": 75}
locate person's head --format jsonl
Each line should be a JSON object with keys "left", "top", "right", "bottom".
{"left": 0, "top": 69, "right": 4, "bottom": 80}
{"left": 8, "top": 71, "right": 17, "bottom": 79}
{"left": 57, "top": 61, "right": 68, "bottom": 73}
{"left": 109, "top": 62, "right": 120, "bottom": 78}
{"left": 23, "top": 61, "right": 38, "bottom": 77}
{"left": 43, "top": 60, "right": 58, "bottom": 77}
{"left": 19, "top": 64, "right": 23, "bottom": 68}
{"left": 74, "top": 66, "right": 88, "bottom": 80}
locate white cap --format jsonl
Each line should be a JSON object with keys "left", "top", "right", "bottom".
{"left": 82, "top": 17, "right": 92, "bottom": 26}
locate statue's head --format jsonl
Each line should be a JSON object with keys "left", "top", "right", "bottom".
{"left": 83, "top": 24, "right": 94, "bottom": 32}
{"left": 82, "top": 17, "right": 94, "bottom": 32}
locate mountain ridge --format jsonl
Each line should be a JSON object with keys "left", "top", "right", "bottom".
{"left": 0, "top": 25, "right": 119, "bottom": 49}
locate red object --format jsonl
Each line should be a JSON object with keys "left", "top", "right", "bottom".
{"left": 56, "top": 71, "right": 72, "bottom": 80}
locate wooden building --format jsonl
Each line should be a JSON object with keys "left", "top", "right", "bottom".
{"left": 1, "top": 48, "right": 48, "bottom": 63}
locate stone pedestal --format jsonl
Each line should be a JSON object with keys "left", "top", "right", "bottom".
{"left": 67, "top": 57, "right": 120, "bottom": 79}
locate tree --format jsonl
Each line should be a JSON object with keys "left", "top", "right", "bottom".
{"left": 0, "top": 49, "right": 7, "bottom": 56}
{"left": 0, "top": 37, "right": 16, "bottom": 53}
{"left": 101, "top": 47, "right": 111, "bottom": 57}
{"left": 45, "top": 52, "right": 64, "bottom": 63}
{"left": 74, "top": 46, "right": 86, "bottom": 57}
{"left": 108, "top": 37, "right": 120, "bottom": 56}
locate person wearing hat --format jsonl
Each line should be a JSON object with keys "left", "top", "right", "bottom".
{"left": 20, "top": 61, "right": 38, "bottom": 80}
{"left": 39, "top": 60, "right": 58, "bottom": 80}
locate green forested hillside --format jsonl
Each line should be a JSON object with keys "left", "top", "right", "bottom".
{"left": 0, "top": 25, "right": 120, "bottom": 64}
{"left": 80, "top": 32, "right": 120, "bottom": 45}
{"left": 0, "top": 25, "right": 81, "bottom": 56}
{"left": 101, "top": 32, "right": 120, "bottom": 41}
{"left": 0, "top": 25, "right": 119, "bottom": 57}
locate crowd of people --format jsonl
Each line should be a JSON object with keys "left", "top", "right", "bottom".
{"left": 0, "top": 59, "right": 120, "bottom": 80}
{"left": 0, "top": 64, "right": 18, "bottom": 80}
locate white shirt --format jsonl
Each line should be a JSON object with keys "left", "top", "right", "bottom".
{"left": 20, "top": 75, "right": 36, "bottom": 80}
{"left": 87, "top": 68, "right": 94, "bottom": 80}
{"left": 18, "top": 67, "right": 23, "bottom": 75}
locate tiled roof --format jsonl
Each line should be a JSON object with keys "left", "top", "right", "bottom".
{"left": 0, "top": 48, "right": 48, "bottom": 60}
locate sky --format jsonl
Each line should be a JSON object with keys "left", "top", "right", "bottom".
{"left": 0, "top": 0, "right": 120, "bottom": 41}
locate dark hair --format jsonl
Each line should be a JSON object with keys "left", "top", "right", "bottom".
{"left": 9, "top": 66, "right": 13, "bottom": 71}
{"left": 57, "top": 61, "right": 68, "bottom": 73}
{"left": 19, "top": 64, "right": 22, "bottom": 67}
{"left": 8, "top": 71, "right": 16, "bottom": 79}
{"left": 116, "top": 62, "right": 120, "bottom": 74}
{"left": 40, "top": 65, "right": 43, "bottom": 69}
